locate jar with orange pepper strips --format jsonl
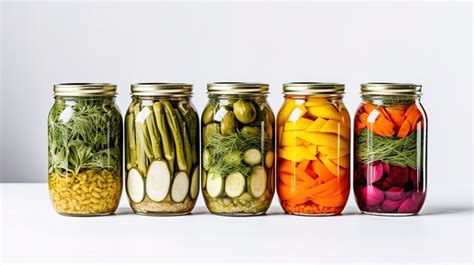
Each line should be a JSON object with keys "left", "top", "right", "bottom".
{"left": 354, "top": 83, "right": 427, "bottom": 216}
{"left": 276, "top": 83, "right": 350, "bottom": 216}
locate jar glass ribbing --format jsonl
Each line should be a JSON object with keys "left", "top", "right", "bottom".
{"left": 354, "top": 83, "right": 427, "bottom": 216}
{"left": 201, "top": 82, "right": 275, "bottom": 216}
{"left": 48, "top": 83, "right": 123, "bottom": 216}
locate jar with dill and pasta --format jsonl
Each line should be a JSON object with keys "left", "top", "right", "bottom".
{"left": 48, "top": 83, "right": 123, "bottom": 216}
{"left": 354, "top": 83, "right": 427, "bottom": 216}
{"left": 202, "top": 82, "right": 275, "bottom": 216}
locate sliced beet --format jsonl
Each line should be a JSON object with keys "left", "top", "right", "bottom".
{"left": 385, "top": 187, "right": 406, "bottom": 201}
{"left": 410, "top": 168, "right": 418, "bottom": 185}
{"left": 397, "top": 192, "right": 424, "bottom": 213}
{"left": 381, "top": 199, "right": 403, "bottom": 212}
{"left": 388, "top": 166, "right": 409, "bottom": 186}
{"left": 366, "top": 162, "right": 383, "bottom": 184}
{"left": 382, "top": 162, "right": 391, "bottom": 175}
{"left": 362, "top": 186, "right": 385, "bottom": 206}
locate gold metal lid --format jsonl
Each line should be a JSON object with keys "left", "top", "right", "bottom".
{"left": 361, "top": 83, "right": 422, "bottom": 96}
{"left": 131, "top": 83, "right": 193, "bottom": 96}
{"left": 53, "top": 83, "right": 117, "bottom": 96}
{"left": 207, "top": 82, "right": 269, "bottom": 95}
{"left": 283, "top": 82, "right": 345, "bottom": 95}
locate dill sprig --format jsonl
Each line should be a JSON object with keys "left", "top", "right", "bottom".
{"left": 48, "top": 98, "right": 122, "bottom": 177}
{"left": 355, "top": 128, "right": 419, "bottom": 169}
{"left": 204, "top": 129, "right": 271, "bottom": 177}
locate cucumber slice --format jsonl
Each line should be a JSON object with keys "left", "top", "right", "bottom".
{"left": 146, "top": 160, "right": 171, "bottom": 202}
{"left": 190, "top": 167, "right": 199, "bottom": 200}
{"left": 206, "top": 170, "right": 223, "bottom": 198}
{"left": 225, "top": 172, "right": 246, "bottom": 198}
{"left": 203, "top": 148, "right": 211, "bottom": 171}
{"left": 171, "top": 171, "right": 189, "bottom": 203}
{"left": 202, "top": 170, "right": 207, "bottom": 189}
{"left": 243, "top": 149, "right": 262, "bottom": 166}
{"left": 127, "top": 168, "right": 145, "bottom": 203}
{"left": 248, "top": 166, "right": 267, "bottom": 198}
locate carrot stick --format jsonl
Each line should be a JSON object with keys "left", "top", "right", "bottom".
{"left": 397, "top": 120, "right": 411, "bottom": 138}
{"left": 295, "top": 167, "right": 315, "bottom": 182}
{"left": 311, "top": 158, "right": 337, "bottom": 182}
{"left": 296, "top": 159, "right": 310, "bottom": 171}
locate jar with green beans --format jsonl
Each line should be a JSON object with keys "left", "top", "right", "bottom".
{"left": 125, "top": 83, "right": 199, "bottom": 215}
{"left": 48, "top": 83, "right": 123, "bottom": 216}
{"left": 202, "top": 82, "right": 275, "bottom": 216}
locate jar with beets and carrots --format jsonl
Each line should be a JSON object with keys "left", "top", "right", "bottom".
{"left": 354, "top": 83, "right": 427, "bottom": 216}
{"left": 277, "top": 83, "right": 351, "bottom": 216}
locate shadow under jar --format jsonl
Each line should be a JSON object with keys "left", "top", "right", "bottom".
{"left": 48, "top": 83, "right": 123, "bottom": 216}
{"left": 125, "top": 83, "right": 199, "bottom": 215}
{"left": 354, "top": 83, "right": 427, "bottom": 216}
{"left": 202, "top": 82, "right": 275, "bottom": 216}
{"left": 276, "top": 83, "right": 351, "bottom": 216}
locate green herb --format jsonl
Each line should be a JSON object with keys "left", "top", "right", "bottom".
{"left": 355, "top": 128, "right": 419, "bottom": 168}
{"left": 48, "top": 98, "right": 122, "bottom": 176}
{"left": 363, "top": 95, "right": 416, "bottom": 106}
{"left": 204, "top": 129, "right": 271, "bottom": 178}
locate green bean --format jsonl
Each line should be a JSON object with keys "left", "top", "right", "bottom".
{"left": 126, "top": 113, "right": 137, "bottom": 170}
{"left": 145, "top": 106, "right": 162, "bottom": 160}
{"left": 178, "top": 103, "right": 198, "bottom": 166}
{"left": 162, "top": 100, "right": 187, "bottom": 172}
{"left": 175, "top": 109, "right": 192, "bottom": 176}
{"left": 153, "top": 102, "right": 175, "bottom": 174}
{"left": 133, "top": 104, "right": 147, "bottom": 175}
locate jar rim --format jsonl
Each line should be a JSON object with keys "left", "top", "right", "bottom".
{"left": 53, "top": 83, "right": 117, "bottom": 97}
{"left": 283, "top": 82, "right": 345, "bottom": 95}
{"left": 207, "top": 82, "right": 269, "bottom": 95}
{"left": 361, "top": 83, "right": 422, "bottom": 96}
{"left": 131, "top": 83, "right": 193, "bottom": 96}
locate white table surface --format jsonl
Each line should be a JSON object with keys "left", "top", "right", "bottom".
{"left": 0, "top": 183, "right": 472, "bottom": 263}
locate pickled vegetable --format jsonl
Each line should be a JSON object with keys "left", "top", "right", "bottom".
{"left": 202, "top": 97, "right": 275, "bottom": 215}
{"left": 48, "top": 96, "right": 122, "bottom": 216}
{"left": 126, "top": 98, "right": 199, "bottom": 215}
{"left": 277, "top": 97, "right": 350, "bottom": 215}
{"left": 354, "top": 100, "right": 426, "bottom": 214}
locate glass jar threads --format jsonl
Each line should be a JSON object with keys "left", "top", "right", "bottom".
{"left": 201, "top": 82, "right": 275, "bottom": 216}
{"left": 354, "top": 83, "right": 427, "bottom": 216}
{"left": 276, "top": 83, "right": 351, "bottom": 215}
{"left": 125, "top": 83, "right": 199, "bottom": 215}
{"left": 48, "top": 83, "right": 123, "bottom": 216}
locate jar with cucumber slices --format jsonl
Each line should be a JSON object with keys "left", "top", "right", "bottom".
{"left": 125, "top": 83, "right": 199, "bottom": 215}
{"left": 202, "top": 82, "right": 275, "bottom": 216}
{"left": 48, "top": 83, "right": 123, "bottom": 216}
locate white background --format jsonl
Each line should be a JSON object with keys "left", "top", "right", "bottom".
{"left": 0, "top": 1, "right": 472, "bottom": 263}
{"left": 1, "top": 1, "right": 472, "bottom": 203}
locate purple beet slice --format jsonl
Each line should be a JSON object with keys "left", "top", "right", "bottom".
{"left": 366, "top": 162, "right": 383, "bottom": 184}
{"left": 382, "top": 162, "right": 391, "bottom": 175}
{"left": 362, "top": 186, "right": 385, "bottom": 206}
{"left": 410, "top": 168, "right": 418, "bottom": 185}
{"left": 388, "top": 165, "right": 409, "bottom": 186}
{"left": 385, "top": 187, "right": 406, "bottom": 201}
{"left": 398, "top": 192, "right": 425, "bottom": 213}
{"left": 381, "top": 199, "right": 403, "bottom": 212}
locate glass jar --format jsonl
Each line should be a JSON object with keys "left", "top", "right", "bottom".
{"left": 125, "top": 83, "right": 199, "bottom": 215}
{"left": 276, "top": 83, "right": 351, "bottom": 216}
{"left": 48, "top": 83, "right": 123, "bottom": 216}
{"left": 201, "top": 82, "right": 275, "bottom": 216}
{"left": 354, "top": 83, "right": 427, "bottom": 216}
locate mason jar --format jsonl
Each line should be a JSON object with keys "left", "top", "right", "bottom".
{"left": 354, "top": 83, "right": 427, "bottom": 215}
{"left": 125, "top": 83, "right": 199, "bottom": 215}
{"left": 48, "top": 83, "right": 123, "bottom": 216}
{"left": 276, "top": 83, "right": 351, "bottom": 215}
{"left": 201, "top": 82, "right": 275, "bottom": 216}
